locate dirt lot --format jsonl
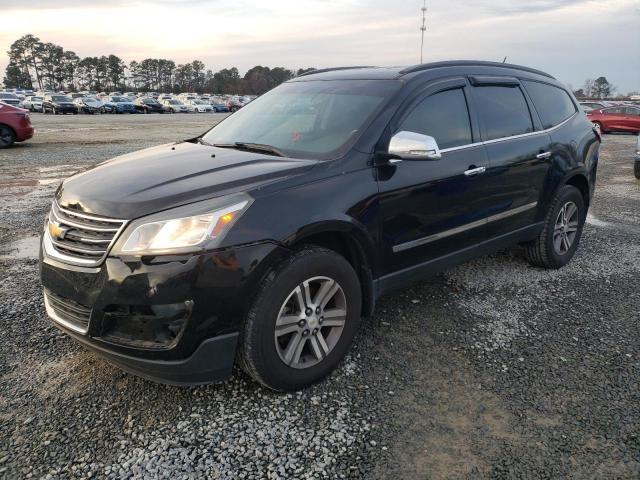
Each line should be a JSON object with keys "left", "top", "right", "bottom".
{"left": 0, "top": 114, "right": 638, "bottom": 479}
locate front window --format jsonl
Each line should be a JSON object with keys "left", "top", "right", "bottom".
{"left": 202, "top": 79, "right": 400, "bottom": 160}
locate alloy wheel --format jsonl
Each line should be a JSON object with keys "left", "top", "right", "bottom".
{"left": 274, "top": 276, "right": 347, "bottom": 369}
{"left": 554, "top": 201, "right": 579, "bottom": 254}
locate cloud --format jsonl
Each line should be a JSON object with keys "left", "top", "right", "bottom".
{"left": 0, "top": 0, "right": 638, "bottom": 92}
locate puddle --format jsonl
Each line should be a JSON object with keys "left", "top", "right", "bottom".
{"left": 0, "top": 235, "right": 41, "bottom": 260}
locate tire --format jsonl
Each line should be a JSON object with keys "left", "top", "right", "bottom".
{"left": 634, "top": 161, "right": 640, "bottom": 180}
{"left": 0, "top": 124, "right": 16, "bottom": 149}
{"left": 240, "top": 246, "right": 362, "bottom": 391}
{"left": 52, "top": 107, "right": 57, "bottom": 115}
{"left": 523, "top": 185, "right": 586, "bottom": 269}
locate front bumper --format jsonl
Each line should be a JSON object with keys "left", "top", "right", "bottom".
{"left": 16, "top": 125, "right": 34, "bottom": 142}
{"left": 40, "top": 237, "right": 289, "bottom": 385}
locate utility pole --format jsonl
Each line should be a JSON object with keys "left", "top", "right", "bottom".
{"left": 420, "top": 0, "right": 427, "bottom": 63}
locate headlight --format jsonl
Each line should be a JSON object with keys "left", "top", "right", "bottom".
{"left": 115, "top": 195, "right": 252, "bottom": 255}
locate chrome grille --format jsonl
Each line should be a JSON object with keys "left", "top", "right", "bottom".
{"left": 44, "top": 289, "right": 92, "bottom": 334}
{"left": 46, "top": 201, "right": 127, "bottom": 267}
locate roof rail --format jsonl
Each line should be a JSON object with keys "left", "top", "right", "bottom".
{"left": 297, "top": 66, "right": 377, "bottom": 77}
{"left": 399, "top": 60, "right": 554, "bottom": 79}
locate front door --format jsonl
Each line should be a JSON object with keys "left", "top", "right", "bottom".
{"left": 376, "top": 78, "right": 491, "bottom": 276}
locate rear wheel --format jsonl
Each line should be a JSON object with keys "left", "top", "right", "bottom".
{"left": 0, "top": 125, "right": 15, "bottom": 148}
{"left": 523, "top": 185, "right": 586, "bottom": 269}
{"left": 241, "top": 247, "right": 362, "bottom": 391}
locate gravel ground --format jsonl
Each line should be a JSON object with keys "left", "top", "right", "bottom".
{"left": 0, "top": 114, "right": 638, "bottom": 479}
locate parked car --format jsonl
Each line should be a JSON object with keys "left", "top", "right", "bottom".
{"left": 74, "top": 96, "right": 103, "bottom": 114}
{"left": 635, "top": 135, "right": 640, "bottom": 179}
{"left": 102, "top": 96, "right": 137, "bottom": 114}
{"left": 42, "top": 94, "right": 77, "bottom": 114}
{"left": 186, "top": 99, "right": 213, "bottom": 113}
{"left": 209, "top": 97, "right": 229, "bottom": 112}
{"left": 160, "top": 99, "right": 190, "bottom": 113}
{"left": 0, "top": 102, "right": 34, "bottom": 148}
{"left": 21, "top": 95, "right": 44, "bottom": 112}
{"left": 0, "top": 92, "right": 21, "bottom": 107}
{"left": 586, "top": 105, "right": 640, "bottom": 133}
{"left": 134, "top": 97, "right": 165, "bottom": 114}
{"left": 39, "top": 61, "right": 599, "bottom": 391}
{"left": 580, "top": 101, "right": 607, "bottom": 112}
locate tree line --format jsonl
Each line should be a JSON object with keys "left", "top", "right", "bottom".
{"left": 572, "top": 77, "right": 628, "bottom": 100}
{"left": 3, "top": 34, "right": 315, "bottom": 94}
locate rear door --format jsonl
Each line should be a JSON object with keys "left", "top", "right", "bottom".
{"left": 468, "top": 78, "right": 552, "bottom": 237}
{"left": 601, "top": 107, "right": 627, "bottom": 131}
{"left": 623, "top": 106, "right": 640, "bottom": 132}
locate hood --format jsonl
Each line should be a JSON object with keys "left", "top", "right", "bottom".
{"left": 56, "top": 141, "right": 319, "bottom": 219}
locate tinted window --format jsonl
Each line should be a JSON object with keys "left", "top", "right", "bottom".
{"left": 624, "top": 107, "right": 640, "bottom": 116}
{"left": 604, "top": 107, "right": 625, "bottom": 114}
{"left": 398, "top": 89, "right": 472, "bottom": 149}
{"left": 523, "top": 81, "right": 577, "bottom": 129}
{"left": 474, "top": 86, "right": 533, "bottom": 141}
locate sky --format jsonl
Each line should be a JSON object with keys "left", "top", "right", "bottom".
{"left": 0, "top": 0, "right": 638, "bottom": 93}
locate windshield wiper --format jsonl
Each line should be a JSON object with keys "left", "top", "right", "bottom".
{"left": 196, "top": 137, "right": 213, "bottom": 146}
{"left": 212, "top": 142, "right": 285, "bottom": 157}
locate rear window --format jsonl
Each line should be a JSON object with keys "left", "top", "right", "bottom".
{"left": 398, "top": 88, "right": 472, "bottom": 149}
{"left": 473, "top": 86, "right": 533, "bottom": 141}
{"left": 523, "top": 81, "right": 577, "bottom": 129}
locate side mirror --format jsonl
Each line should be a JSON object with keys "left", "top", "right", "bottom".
{"left": 388, "top": 131, "right": 442, "bottom": 161}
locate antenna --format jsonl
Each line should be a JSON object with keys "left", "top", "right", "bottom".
{"left": 420, "top": 0, "right": 427, "bottom": 63}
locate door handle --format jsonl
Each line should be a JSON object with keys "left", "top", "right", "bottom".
{"left": 536, "top": 151, "right": 552, "bottom": 159}
{"left": 464, "top": 166, "right": 486, "bottom": 176}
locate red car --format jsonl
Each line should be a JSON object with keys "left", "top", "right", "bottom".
{"left": 0, "top": 101, "right": 34, "bottom": 148}
{"left": 586, "top": 105, "right": 640, "bottom": 134}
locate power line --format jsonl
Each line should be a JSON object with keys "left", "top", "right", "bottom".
{"left": 420, "top": 0, "right": 427, "bottom": 63}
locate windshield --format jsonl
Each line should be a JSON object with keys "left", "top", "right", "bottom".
{"left": 143, "top": 98, "right": 158, "bottom": 104}
{"left": 111, "top": 96, "right": 127, "bottom": 102}
{"left": 168, "top": 100, "right": 182, "bottom": 105}
{"left": 0, "top": 93, "right": 18, "bottom": 99}
{"left": 202, "top": 79, "right": 399, "bottom": 160}
{"left": 52, "top": 95, "right": 71, "bottom": 102}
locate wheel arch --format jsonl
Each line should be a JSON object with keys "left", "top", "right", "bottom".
{"left": 0, "top": 122, "right": 16, "bottom": 144}
{"left": 282, "top": 219, "right": 378, "bottom": 318}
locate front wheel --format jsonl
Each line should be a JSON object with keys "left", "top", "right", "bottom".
{"left": 523, "top": 185, "right": 586, "bottom": 269}
{"left": 240, "top": 247, "right": 362, "bottom": 391}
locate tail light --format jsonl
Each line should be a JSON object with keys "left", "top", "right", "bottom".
{"left": 592, "top": 124, "right": 602, "bottom": 142}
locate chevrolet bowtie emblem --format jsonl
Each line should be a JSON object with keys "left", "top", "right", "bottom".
{"left": 48, "top": 221, "right": 69, "bottom": 240}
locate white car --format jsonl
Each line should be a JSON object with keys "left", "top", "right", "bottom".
{"left": 160, "top": 99, "right": 190, "bottom": 113}
{"left": 186, "top": 99, "right": 213, "bottom": 113}
{"left": 21, "top": 95, "right": 44, "bottom": 112}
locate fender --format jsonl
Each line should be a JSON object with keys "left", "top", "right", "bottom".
{"left": 280, "top": 216, "right": 379, "bottom": 318}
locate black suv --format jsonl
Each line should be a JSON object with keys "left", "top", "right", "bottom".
{"left": 40, "top": 61, "right": 600, "bottom": 391}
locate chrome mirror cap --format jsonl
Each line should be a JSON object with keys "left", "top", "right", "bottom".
{"left": 388, "top": 131, "right": 442, "bottom": 161}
